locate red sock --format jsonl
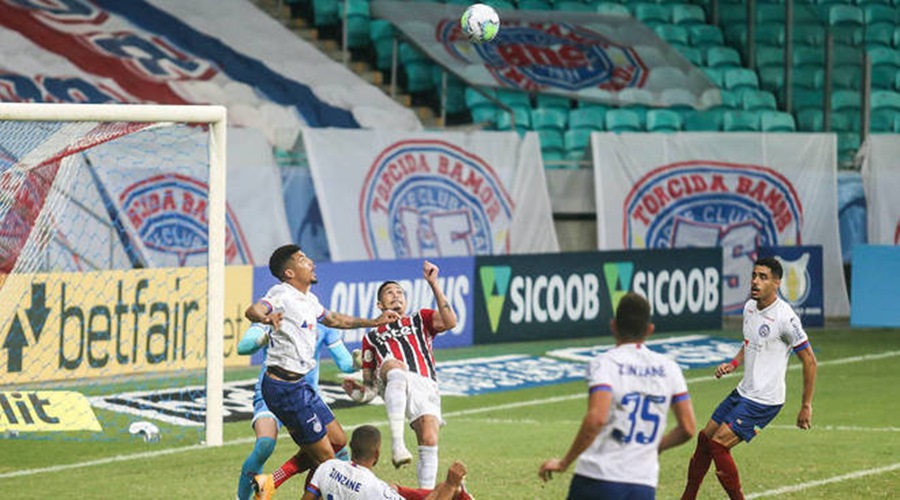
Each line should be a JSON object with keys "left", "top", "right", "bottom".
{"left": 273, "top": 452, "right": 312, "bottom": 488}
{"left": 682, "top": 433, "right": 713, "bottom": 500}
{"left": 709, "top": 440, "right": 744, "bottom": 500}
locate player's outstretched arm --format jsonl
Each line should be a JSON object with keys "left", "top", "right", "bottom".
{"left": 423, "top": 461, "right": 468, "bottom": 500}
{"left": 322, "top": 309, "right": 400, "bottom": 329}
{"left": 796, "top": 346, "right": 817, "bottom": 429}
{"left": 539, "top": 390, "right": 611, "bottom": 482}
{"left": 423, "top": 260, "right": 457, "bottom": 333}
{"left": 659, "top": 397, "right": 696, "bottom": 453}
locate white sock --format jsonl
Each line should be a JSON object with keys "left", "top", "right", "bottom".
{"left": 417, "top": 445, "right": 438, "bottom": 489}
{"left": 384, "top": 370, "right": 408, "bottom": 451}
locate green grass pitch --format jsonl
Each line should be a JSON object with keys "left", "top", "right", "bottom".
{"left": 1, "top": 326, "right": 898, "bottom": 499}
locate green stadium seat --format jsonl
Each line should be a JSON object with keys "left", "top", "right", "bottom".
{"left": 339, "top": 0, "right": 371, "bottom": 49}
{"left": 568, "top": 107, "right": 606, "bottom": 131}
{"left": 706, "top": 46, "right": 743, "bottom": 68}
{"left": 564, "top": 129, "right": 592, "bottom": 161}
{"left": 466, "top": 87, "right": 499, "bottom": 125}
{"left": 832, "top": 66, "right": 861, "bottom": 90}
{"left": 837, "top": 132, "right": 860, "bottom": 167}
{"left": 831, "top": 110, "right": 861, "bottom": 132}
{"left": 894, "top": 26, "right": 900, "bottom": 49}
{"left": 793, "top": 47, "right": 824, "bottom": 68}
{"left": 871, "top": 90, "right": 900, "bottom": 111}
{"left": 484, "top": 0, "right": 515, "bottom": 8}
{"left": 496, "top": 106, "right": 532, "bottom": 135}
{"left": 538, "top": 130, "right": 566, "bottom": 164}
{"left": 760, "top": 111, "right": 797, "bottom": 132}
{"left": 678, "top": 46, "right": 704, "bottom": 66}
{"left": 596, "top": 2, "right": 631, "bottom": 16}
{"left": 758, "top": 67, "right": 785, "bottom": 93}
{"left": 555, "top": 1, "right": 595, "bottom": 12}
{"left": 370, "top": 20, "right": 396, "bottom": 71}
{"left": 535, "top": 93, "right": 572, "bottom": 112}
{"left": 633, "top": 3, "right": 671, "bottom": 27}
{"left": 828, "top": 5, "right": 864, "bottom": 26}
{"left": 531, "top": 107, "right": 568, "bottom": 132}
{"left": 724, "top": 68, "right": 759, "bottom": 91}
{"left": 755, "top": 47, "right": 786, "bottom": 70}
{"left": 723, "top": 110, "right": 761, "bottom": 131}
{"left": 518, "top": 0, "right": 553, "bottom": 10}
{"left": 688, "top": 25, "right": 724, "bottom": 49}
{"left": 605, "top": 108, "right": 643, "bottom": 132}
{"left": 865, "top": 24, "right": 895, "bottom": 50}
{"left": 870, "top": 109, "right": 895, "bottom": 132}
{"left": 646, "top": 109, "right": 683, "bottom": 132}
{"left": 684, "top": 110, "right": 722, "bottom": 131}
{"left": 792, "top": 90, "right": 825, "bottom": 113}
{"left": 672, "top": 4, "right": 706, "bottom": 26}
{"left": 719, "top": 5, "right": 745, "bottom": 25}
{"left": 863, "top": 5, "right": 897, "bottom": 28}
{"left": 655, "top": 24, "right": 690, "bottom": 47}
{"left": 312, "top": 0, "right": 339, "bottom": 27}
{"left": 758, "top": 4, "right": 787, "bottom": 24}
{"left": 797, "top": 109, "right": 824, "bottom": 131}
{"left": 398, "top": 43, "right": 434, "bottom": 93}
{"left": 793, "top": 67, "right": 825, "bottom": 90}
{"left": 433, "top": 68, "right": 468, "bottom": 114}
{"left": 831, "top": 90, "right": 861, "bottom": 113}
{"left": 496, "top": 90, "right": 532, "bottom": 108}
{"left": 793, "top": 23, "right": 825, "bottom": 47}
{"left": 832, "top": 26, "right": 864, "bottom": 46}
{"left": 742, "top": 90, "right": 777, "bottom": 111}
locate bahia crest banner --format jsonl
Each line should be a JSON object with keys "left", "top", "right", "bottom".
{"left": 301, "top": 129, "right": 558, "bottom": 261}
{"left": 592, "top": 133, "right": 850, "bottom": 317}
{"left": 370, "top": 0, "right": 718, "bottom": 108}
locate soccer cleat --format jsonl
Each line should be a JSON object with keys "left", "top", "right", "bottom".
{"left": 252, "top": 474, "right": 274, "bottom": 500}
{"left": 391, "top": 446, "right": 413, "bottom": 469}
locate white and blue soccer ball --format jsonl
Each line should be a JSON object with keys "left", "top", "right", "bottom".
{"left": 461, "top": 3, "right": 500, "bottom": 44}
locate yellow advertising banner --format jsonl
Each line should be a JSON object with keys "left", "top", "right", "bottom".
{"left": 0, "top": 391, "right": 101, "bottom": 432}
{"left": 0, "top": 267, "right": 253, "bottom": 385}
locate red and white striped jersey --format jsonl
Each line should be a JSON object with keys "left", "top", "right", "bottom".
{"left": 361, "top": 309, "right": 438, "bottom": 381}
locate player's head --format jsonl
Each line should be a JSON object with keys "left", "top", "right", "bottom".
{"left": 611, "top": 292, "right": 654, "bottom": 342}
{"left": 268, "top": 244, "right": 317, "bottom": 285}
{"left": 349, "top": 425, "right": 381, "bottom": 464}
{"left": 751, "top": 257, "right": 782, "bottom": 303}
{"left": 377, "top": 280, "right": 407, "bottom": 314}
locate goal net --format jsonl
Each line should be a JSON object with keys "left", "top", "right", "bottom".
{"left": 0, "top": 103, "right": 225, "bottom": 447}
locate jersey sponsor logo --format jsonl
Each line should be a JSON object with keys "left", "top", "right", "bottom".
{"left": 359, "top": 140, "right": 513, "bottom": 259}
{"left": 623, "top": 162, "right": 803, "bottom": 314}
{"left": 119, "top": 173, "right": 252, "bottom": 265}
{"left": 437, "top": 20, "right": 647, "bottom": 92}
{"left": 758, "top": 323, "right": 771, "bottom": 337}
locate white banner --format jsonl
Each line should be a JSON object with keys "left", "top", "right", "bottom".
{"left": 592, "top": 133, "right": 849, "bottom": 316}
{"left": 861, "top": 135, "right": 900, "bottom": 245}
{"left": 372, "top": 0, "right": 717, "bottom": 108}
{"left": 302, "top": 129, "right": 558, "bottom": 260}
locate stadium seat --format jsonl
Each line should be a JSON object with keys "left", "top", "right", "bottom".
{"left": 758, "top": 4, "right": 787, "bottom": 24}
{"left": 832, "top": 66, "right": 861, "bottom": 90}
{"left": 742, "top": 90, "right": 777, "bottom": 111}
{"left": 518, "top": 0, "right": 553, "bottom": 10}
{"left": 792, "top": 46, "right": 824, "bottom": 69}
{"left": 433, "top": 68, "right": 468, "bottom": 114}
{"left": 496, "top": 90, "right": 531, "bottom": 109}
{"left": 369, "top": 19, "right": 396, "bottom": 71}
{"left": 688, "top": 25, "right": 724, "bottom": 50}
{"left": 398, "top": 43, "right": 434, "bottom": 93}
{"left": 605, "top": 108, "right": 643, "bottom": 132}
{"left": 535, "top": 93, "right": 572, "bottom": 112}
{"left": 466, "top": 87, "right": 500, "bottom": 125}
{"left": 760, "top": 111, "right": 797, "bottom": 132}
{"left": 871, "top": 90, "right": 900, "bottom": 111}
{"left": 531, "top": 107, "right": 568, "bottom": 132}
{"left": 723, "top": 110, "right": 761, "bottom": 131}
{"left": 538, "top": 130, "right": 566, "bottom": 164}
{"left": 660, "top": 88, "right": 698, "bottom": 112}
{"left": 555, "top": 1, "right": 595, "bottom": 12}
{"left": 865, "top": 24, "right": 895, "bottom": 50}
{"left": 596, "top": 2, "right": 631, "bottom": 17}
{"left": 312, "top": 0, "right": 340, "bottom": 28}
{"left": 837, "top": 132, "right": 860, "bottom": 167}
{"left": 564, "top": 129, "right": 592, "bottom": 161}
{"left": 633, "top": 3, "right": 671, "bottom": 27}
{"left": 828, "top": 5, "right": 864, "bottom": 27}
{"left": 568, "top": 107, "right": 606, "bottom": 131}
{"left": 724, "top": 68, "right": 759, "bottom": 91}
{"left": 793, "top": 67, "right": 825, "bottom": 90}
{"left": 755, "top": 47, "right": 786, "bottom": 70}
{"left": 678, "top": 46, "right": 704, "bottom": 66}
{"left": 758, "top": 67, "right": 785, "bottom": 93}
{"left": 792, "top": 90, "right": 825, "bottom": 113}
{"left": 701, "top": 67, "right": 727, "bottom": 87}
{"left": 705, "top": 47, "right": 743, "bottom": 68}
{"left": 338, "top": 0, "right": 371, "bottom": 48}
{"left": 796, "top": 108, "right": 824, "bottom": 131}
{"left": 484, "top": 0, "right": 515, "bottom": 8}
{"left": 793, "top": 23, "right": 825, "bottom": 47}
{"left": 870, "top": 109, "right": 895, "bottom": 132}
{"left": 672, "top": 4, "right": 706, "bottom": 26}
{"left": 496, "top": 105, "right": 532, "bottom": 135}
{"left": 646, "top": 109, "right": 683, "bottom": 132}
{"left": 655, "top": 24, "right": 690, "bottom": 47}
{"left": 756, "top": 23, "right": 787, "bottom": 48}
{"left": 831, "top": 110, "right": 861, "bottom": 132}
{"left": 684, "top": 110, "right": 722, "bottom": 131}
{"left": 863, "top": 5, "right": 897, "bottom": 29}
{"left": 831, "top": 90, "right": 861, "bottom": 113}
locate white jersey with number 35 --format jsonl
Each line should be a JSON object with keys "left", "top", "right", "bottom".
{"left": 574, "top": 343, "right": 690, "bottom": 488}
{"left": 307, "top": 459, "right": 404, "bottom": 500}
{"left": 738, "top": 297, "right": 810, "bottom": 406}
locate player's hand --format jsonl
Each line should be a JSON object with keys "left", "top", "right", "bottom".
{"left": 445, "top": 461, "right": 467, "bottom": 487}
{"left": 423, "top": 260, "right": 439, "bottom": 284}
{"left": 539, "top": 458, "right": 565, "bottom": 482}
{"left": 263, "top": 312, "right": 283, "bottom": 330}
{"left": 715, "top": 362, "right": 735, "bottom": 379}
{"left": 797, "top": 405, "right": 812, "bottom": 430}
{"left": 375, "top": 310, "right": 401, "bottom": 325}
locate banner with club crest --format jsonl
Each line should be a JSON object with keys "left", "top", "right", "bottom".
{"left": 371, "top": 0, "right": 717, "bottom": 107}
{"left": 301, "top": 129, "right": 558, "bottom": 261}
{"left": 592, "top": 132, "right": 850, "bottom": 317}
{"left": 861, "top": 135, "right": 900, "bottom": 245}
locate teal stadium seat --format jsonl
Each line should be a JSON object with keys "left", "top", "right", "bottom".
{"left": 596, "top": 2, "right": 631, "bottom": 17}
{"left": 723, "top": 110, "right": 761, "bottom": 131}
{"left": 831, "top": 90, "right": 861, "bottom": 113}
{"left": 756, "top": 23, "right": 787, "bottom": 48}
{"left": 832, "top": 66, "right": 861, "bottom": 90}
{"left": 706, "top": 47, "right": 743, "bottom": 68}
{"left": 496, "top": 106, "right": 532, "bottom": 135}
{"left": 483, "top": 0, "right": 515, "bottom": 9}
{"left": 742, "top": 90, "right": 777, "bottom": 111}
{"left": 398, "top": 43, "right": 434, "bottom": 93}
{"left": 678, "top": 46, "right": 704, "bottom": 66}
{"left": 793, "top": 67, "right": 825, "bottom": 90}
{"left": 370, "top": 20, "right": 395, "bottom": 71}
{"left": 496, "top": 90, "right": 531, "bottom": 109}
{"left": 672, "top": 4, "right": 706, "bottom": 26}
{"left": 724, "top": 68, "right": 759, "bottom": 92}
{"left": 555, "top": 1, "right": 595, "bottom": 12}
{"left": 518, "top": 0, "right": 553, "bottom": 10}
{"left": 531, "top": 107, "right": 568, "bottom": 132}
{"left": 758, "top": 67, "right": 785, "bottom": 93}
{"left": 433, "top": 68, "right": 468, "bottom": 114}
{"left": 894, "top": 26, "right": 900, "bottom": 49}
{"left": 564, "top": 129, "right": 592, "bottom": 161}
{"left": 837, "top": 132, "right": 860, "bottom": 167}
{"left": 605, "top": 108, "right": 643, "bottom": 132}
{"left": 828, "top": 5, "right": 864, "bottom": 27}
{"left": 684, "top": 111, "right": 722, "bottom": 131}
{"left": 538, "top": 130, "right": 566, "bottom": 164}
{"left": 535, "top": 93, "right": 572, "bottom": 112}
{"left": 758, "top": 4, "right": 787, "bottom": 24}
{"left": 797, "top": 109, "right": 824, "bottom": 131}
{"left": 688, "top": 25, "right": 724, "bottom": 50}
{"left": 760, "top": 111, "right": 797, "bottom": 132}
{"left": 655, "top": 24, "right": 690, "bottom": 47}
{"left": 871, "top": 90, "right": 900, "bottom": 111}
{"left": 755, "top": 47, "right": 785, "bottom": 70}
{"left": 870, "top": 48, "right": 900, "bottom": 89}
{"left": 646, "top": 109, "right": 683, "bottom": 132}
{"left": 865, "top": 24, "right": 895, "bottom": 50}
{"left": 792, "top": 46, "right": 824, "bottom": 69}
{"left": 870, "top": 109, "right": 895, "bottom": 133}
{"left": 831, "top": 110, "right": 860, "bottom": 132}
{"left": 568, "top": 107, "right": 606, "bottom": 131}
{"left": 793, "top": 23, "right": 825, "bottom": 47}
{"left": 792, "top": 90, "right": 825, "bottom": 113}
{"left": 863, "top": 5, "right": 897, "bottom": 29}
{"left": 312, "top": 0, "right": 340, "bottom": 28}
{"left": 633, "top": 3, "right": 671, "bottom": 27}
{"left": 339, "top": 0, "right": 371, "bottom": 49}
{"left": 465, "top": 87, "right": 499, "bottom": 125}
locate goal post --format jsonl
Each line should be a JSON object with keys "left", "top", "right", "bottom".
{"left": 0, "top": 103, "right": 226, "bottom": 447}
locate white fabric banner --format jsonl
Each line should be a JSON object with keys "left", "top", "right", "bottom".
{"left": 302, "top": 129, "right": 558, "bottom": 260}
{"left": 592, "top": 132, "right": 849, "bottom": 316}
{"left": 372, "top": 0, "right": 717, "bottom": 108}
{"left": 861, "top": 135, "right": 900, "bottom": 245}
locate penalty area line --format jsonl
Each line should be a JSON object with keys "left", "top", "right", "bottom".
{"left": 746, "top": 462, "right": 900, "bottom": 498}
{"left": 1, "top": 350, "right": 897, "bottom": 480}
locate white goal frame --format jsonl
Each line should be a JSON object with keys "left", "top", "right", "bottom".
{"left": 0, "top": 103, "right": 227, "bottom": 447}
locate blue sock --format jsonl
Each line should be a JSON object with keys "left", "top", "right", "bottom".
{"left": 237, "top": 437, "right": 276, "bottom": 500}
{"left": 335, "top": 445, "right": 350, "bottom": 461}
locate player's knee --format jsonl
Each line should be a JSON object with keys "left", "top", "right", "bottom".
{"left": 255, "top": 436, "right": 277, "bottom": 461}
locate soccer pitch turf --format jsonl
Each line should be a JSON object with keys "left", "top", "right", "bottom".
{"left": 1, "top": 326, "right": 898, "bottom": 499}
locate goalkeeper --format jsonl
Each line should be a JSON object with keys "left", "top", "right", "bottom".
{"left": 342, "top": 260, "right": 457, "bottom": 489}
{"left": 234, "top": 320, "right": 359, "bottom": 499}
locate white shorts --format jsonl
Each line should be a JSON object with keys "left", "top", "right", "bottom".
{"left": 404, "top": 371, "right": 442, "bottom": 426}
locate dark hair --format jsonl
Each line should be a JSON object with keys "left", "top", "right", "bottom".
{"left": 754, "top": 257, "right": 783, "bottom": 279}
{"left": 269, "top": 244, "right": 301, "bottom": 281}
{"left": 377, "top": 280, "right": 401, "bottom": 302}
{"left": 615, "top": 292, "right": 652, "bottom": 341}
{"left": 350, "top": 425, "right": 381, "bottom": 461}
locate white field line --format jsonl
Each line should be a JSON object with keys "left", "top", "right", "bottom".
{"left": 745, "top": 462, "right": 900, "bottom": 498}
{"left": 0, "top": 350, "right": 897, "bottom": 481}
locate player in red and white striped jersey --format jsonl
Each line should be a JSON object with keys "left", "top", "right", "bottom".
{"left": 343, "top": 261, "right": 457, "bottom": 490}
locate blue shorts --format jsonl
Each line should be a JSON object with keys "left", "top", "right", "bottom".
{"left": 567, "top": 474, "right": 655, "bottom": 500}
{"left": 711, "top": 389, "right": 783, "bottom": 443}
{"left": 261, "top": 373, "right": 334, "bottom": 446}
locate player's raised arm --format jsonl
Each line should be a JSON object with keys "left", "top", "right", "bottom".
{"left": 795, "top": 345, "right": 817, "bottom": 429}
{"left": 321, "top": 309, "right": 400, "bottom": 329}
{"left": 423, "top": 260, "right": 457, "bottom": 333}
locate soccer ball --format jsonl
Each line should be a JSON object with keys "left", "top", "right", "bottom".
{"left": 461, "top": 3, "right": 500, "bottom": 44}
